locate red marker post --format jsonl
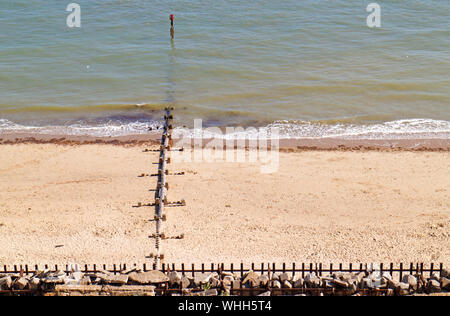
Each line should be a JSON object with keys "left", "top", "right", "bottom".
{"left": 170, "top": 14, "right": 175, "bottom": 39}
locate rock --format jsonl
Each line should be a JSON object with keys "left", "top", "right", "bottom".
{"left": 98, "top": 274, "right": 128, "bottom": 285}
{"left": 350, "top": 282, "right": 358, "bottom": 293}
{"left": 271, "top": 273, "right": 280, "bottom": 281}
{"left": 415, "top": 274, "right": 426, "bottom": 291}
{"left": 427, "top": 279, "right": 441, "bottom": 293}
{"left": 193, "top": 273, "right": 213, "bottom": 286}
{"left": 29, "top": 278, "right": 40, "bottom": 290}
{"left": 242, "top": 271, "right": 259, "bottom": 287}
{"left": 258, "top": 275, "right": 269, "bottom": 286}
{"left": 337, "top": 273, "right": 352, "bottom": 282}
{"left": 271, "top": 280, "right": 281, "bottom": 289}
{"left": 334, "top": 279, "right": 349, "bottom": 288}
{"left": 223, "top": 275, "right": 234, "bottom": 283}
{"left": 0, "top": 276, "right": 12, "bottom": 290}
{"left": 14, "top": 277, "right": 29, "bottom": 290}
{"left": 441, "top": 269, "right": 449, "bottom": 279}
{"left": 362, "top": 278, "right": 373, "bottom": 289}
{"left": 304, "top": 272, "right": 315, "bottom": 283}
{"left": 279, "top": 273, "right": 290, "bottom": 282}
{"left": 348, "top": 278, "right": 359, "bottom": 286}
{"left": 305, "top": 273, "right": 320, "bottom": 287}
{"left": 380, "top": 277, "right": 389, "bottom": 288}
{"left": 249, "top": 279, "right": 260, "bottom": 288}
{"left": 382, "top": 272, "right": 392, "bottom": 280}
{"left": 232, "top": 280, "right": 241, "bottom": 290}
{"left": 398, "top": 282, "right": 410, "bottom": 295}
{"left": 431, "top": 272, "right": 440, "bottom": 281}
{"left": 222, "top": 277, "right": 231, "bottom": 288}
{"left": 369, "top": 271, "right": 382, "bottom": 282}
{"left": 387, "top": 279, "right": 399, "bottom": 290}
{"left": 180, "top": 277, "right": 191, "bottom": 289}
{"left": 283, "top": 280, "right": 292, "bottom": 289}
{"left": 440, "top": 277, "right": 450, "bottom": 291}
{"left": 242, "top": 271, "right": 258, "bottom": 283}
{"left": 402, "top": 275, "right": 418, "bottom": 291}
{"left": 221, "top": 271, "right": 234, "bottom": 278}
{"left": 356, "top": 272, "right": 366, "bottom": 283}
{"left": 258, "top": 291, "right": 271, "bottom": 296}
{"left": 344, "top": 273, "right": 354, "bottom": 282}
{"left": 168, "top": 271, "right": 181, "bottom": 285}
{"left": 294, "top": 278, "right": 304, "bottom": 288}
{"left": 210, "top": 277, "right": 221, "bottom": 288}
{"left": 128, "top": 271, "right": 169, "bottom": 284}
{"left": 372, "top": 277, "right": 383, "bottom": 288}
{"left": 222, "top": 278, "right": 231, "bottom": 290}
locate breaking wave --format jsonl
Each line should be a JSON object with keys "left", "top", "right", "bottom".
{"left": 0, "top": 118, "right": 162, "bottom": 137}
{"left": 1, "top": 118, "right": 449, "bottom": 139}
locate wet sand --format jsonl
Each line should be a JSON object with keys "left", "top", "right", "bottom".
{"left": 0, "top": 142, "right": 448, "bottom": 266}
{"left": 0, "top": 132, "right": 449, "bottom": 151}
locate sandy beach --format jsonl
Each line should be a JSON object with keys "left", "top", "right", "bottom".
{"left": 0, "top": 142, "right": 448, "bottom": 266}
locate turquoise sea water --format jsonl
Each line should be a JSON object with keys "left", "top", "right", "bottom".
{"left": 0, "top": 0, "right": 449, "bottom": 138}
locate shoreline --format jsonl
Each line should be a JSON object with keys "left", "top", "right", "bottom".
{"left": 0, "top": 132, "right": 449, "bottom": 151}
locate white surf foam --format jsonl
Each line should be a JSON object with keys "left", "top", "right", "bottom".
{"left": 173, "top": 118, "right": 450, "bottom": 140}
{"left": 267, "top": 118, "right": 450, "bottom": 139}
{"left": 1, "top": 118, "right": 449, "bottom": 139}
{"left": 0, "top": 119, "right": 162, "bottom": 137}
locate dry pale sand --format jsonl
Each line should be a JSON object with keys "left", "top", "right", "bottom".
{"left": 0, "top": 143, "right": 157, "bottom": 266}
{"left": 0, "top": 143, "right": 449, "bottom": 266}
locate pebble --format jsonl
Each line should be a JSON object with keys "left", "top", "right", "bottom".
{"left": 0, "top": 276, "right": 12, "bottom": 290}
{"left": 258, "top": 275, "right": 269, "bottom": 286}
{"left": 402, "top": 274, "right": 418, "bottom": 291}
{"left": 168, "top": 271, "right": 181, "bottom": 285}
{"left": 271, "top": 280, "right": 282, "bottom": 289}
{"left": 14, "top": 277, "right": 29, "bottom": 290}
{"left": 279, "top": 272, "right": 290, "bottom": 282}
{"left": 440, "top": 277, "right": 450, "bottom": 291}
{"left": 427, "top": 279, "right": 441, "bottom": 293}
